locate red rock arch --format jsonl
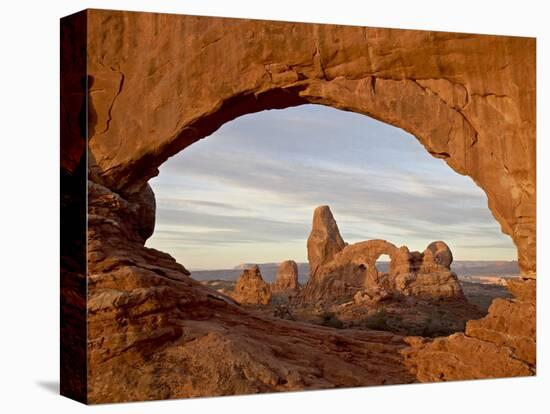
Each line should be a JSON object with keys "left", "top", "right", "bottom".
{"left": 338, "top": 240, "right": 399, "bottom": 287}
{"left": 85, "top": 11, "right": 535, "bottom": 277}
{"left": 62, "top": 10, "right": 537, "bottom": 401}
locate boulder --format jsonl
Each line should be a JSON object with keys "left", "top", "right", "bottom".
{"left": 126, "top": 183, "right": 156, "bottom": 242}
{"left": 422, "top": 241, "right": 453, "bottom": 269}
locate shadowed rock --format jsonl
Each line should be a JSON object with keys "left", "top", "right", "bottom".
{"left": 272, "top": 260, "right": 300, "bottom": 296}
{"left": 403, "top": 280, "right": 535, "bottom": 380}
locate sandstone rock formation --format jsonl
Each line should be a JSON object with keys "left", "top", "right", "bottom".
{"left": 271, "top": 260, "right": 300, "bottom": 297}
{"left": 307, "top": 206, "right": 347, "bottom": 278}
{"left": 301, "top": 206, "right": 464, "bottom": 303}
{"left": 229, "top": 265, "right": 272, "bottom": 305}
{"left": 424, "top": 241, "right": 453, "bottom": 268}
{"left": 60, "top": 9, "right": 536, "bottom": 403}
{"left": 403, "top": 279, "right": 536, "bottom": 380}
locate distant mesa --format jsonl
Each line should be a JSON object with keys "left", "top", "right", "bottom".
{"left": 189, "top": 260, "right": 518, "bottom": 282}
{"left": 461, "top": 275, "right": 508, "bottom": 286}
{"left": 234, "top": 262, "right": 279, "bottom": 270}
{"left": 234, "top": 262, "right": 251, "bottom": 270}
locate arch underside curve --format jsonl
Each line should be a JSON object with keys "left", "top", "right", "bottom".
{"left": 86, "top": 11, "right": 535, "bottom": 276}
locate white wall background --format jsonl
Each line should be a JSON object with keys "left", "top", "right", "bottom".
{"left": 0, "top": 0, "right": 547, "bottom": 412}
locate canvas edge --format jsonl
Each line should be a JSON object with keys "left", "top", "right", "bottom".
{"left": 60, "top": 8, "right": 88, "bottom": 405}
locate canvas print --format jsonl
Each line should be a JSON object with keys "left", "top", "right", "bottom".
{"left": 60, "top": 9, "right": 536, "bottom": 404}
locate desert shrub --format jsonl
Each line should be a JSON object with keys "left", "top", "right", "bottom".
{"left": 361, "top": 308, "right": 390, "bottom": 331}
{"left": 273, "top": 304, "right": 294, "bottom": 320}
{"left": 319, "top": 311, "right": 344, "bottom": 329}
{"left": 270, "top": 294, "right": 290, "bottom": 306}
{"left": 419, "top": 310, "right": 457, "bottom": 337}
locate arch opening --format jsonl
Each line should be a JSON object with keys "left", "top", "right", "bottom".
{"left": 147, "top": 104, "right": 516, "bottom": 272}
{"left": 146, "top": 104, "right": 517, "bottom": 335}
{"left": 90, "top": 69, "right": 535, "bottom": 277}
{"left": 375, "top": 254, "right": 391, "bottom": 276}
{"left": 92, "top": 75, "right": 532, "bottom": 276}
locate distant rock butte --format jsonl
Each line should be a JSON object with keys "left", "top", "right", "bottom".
{"left": 271, "top": 260, "right": 300, "bottom": 296}
{"left": 302, "top": 206, "right": 464, "bottom": 303}
{"left": 229, "top": 265, "right": 272, "bottom": 305}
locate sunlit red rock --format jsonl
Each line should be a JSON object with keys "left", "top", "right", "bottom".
{"left": 229, "top": 265, "right": 272, "bottom": 305}
{"left": 302, "top": 206, "right": 464, "bottom": 303}
{"left": 86, "top": 10, "right": 535, "bottom": 276}
{"left": 71, "top": 9, "right": 537, "bottom": 403}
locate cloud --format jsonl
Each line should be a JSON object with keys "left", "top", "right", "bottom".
{"left": 156, "top": 198, "right": 252, "bottom": 212}
{"left": 155, "top": 207, "right": 309, "bottom": 242}
{"left": 147, "top": 104, "right": 516, "bottom": 268}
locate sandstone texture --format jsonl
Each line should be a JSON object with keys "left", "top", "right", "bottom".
{"left": 301, "top": 206, "right": 464, "bottom": 303}
{"left": 272, "top": 260, "right": 300, "bottom": 297}
{"left": 229, "top": 265, "right": 272, "bottom": 305}
{"left": 62, "top": 9, "right": 537, "bottom": 403}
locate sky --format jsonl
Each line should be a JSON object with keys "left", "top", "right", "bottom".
{"left": 146, "top": 104, "right": 516, "bottom": 270}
